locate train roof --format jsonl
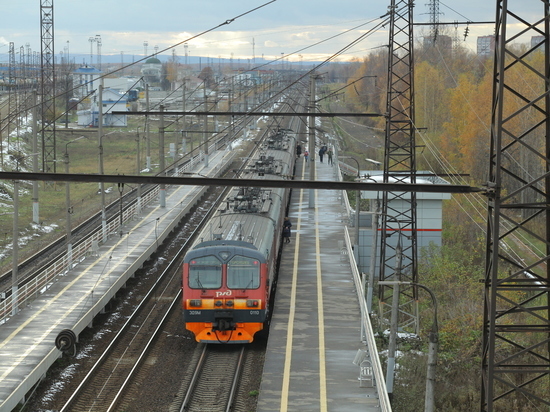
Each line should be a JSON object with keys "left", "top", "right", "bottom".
{"left": 192, "top": 239, "right": 258, "bottom": 250}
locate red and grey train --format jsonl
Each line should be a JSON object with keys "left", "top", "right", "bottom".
{"left": 182, "top": 129, "right": 296, "bottom": 343}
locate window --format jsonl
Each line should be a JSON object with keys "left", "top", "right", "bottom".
{"left": 227, "top": 256, "right": 260, "bottom": 289}
{"left": 188, "top": 255, "right": 222, "bottom": 289}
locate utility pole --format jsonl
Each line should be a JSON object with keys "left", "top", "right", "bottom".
{"left": 203, "top": 83, "right": 209, "bottom": 167}
{"left": 31, "top": 91, "right": 39, "bottom": 224}
{"left": 98, "top": 82, "right": 107, "bottom": 242}
{"left": 159, "top": 105, "right": 166, "bottom": 207}
{"left": 95, "top": 34, "right": 102, "bottom": 71}
{"left": 135, "top": 127, "right": 142, "bottom": 215}
{"left": 40, "top": 0, "right": 56, "bottom": 173}
{"left": 379, "top": 0, "right": 419, "bottom": 399}
{"left": 481, "top": 2, "right": 550, "bottom": 410}
{"left": 12, "top": 179, "right": 19, "bottom": 315}
{"left": 145, "top": 84, "right": 151, "bottom": 170}
{"left": 308, "top": 73, "right": 317, "bottom": 208}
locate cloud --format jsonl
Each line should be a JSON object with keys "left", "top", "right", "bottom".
{"left": 290, "top": 32, "right": 318, "bottom": 42}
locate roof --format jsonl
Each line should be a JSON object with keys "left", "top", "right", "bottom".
{"left": 73, "top": 65, "right": 102, "bottom": 74}
{"left": 145, "top": 57, "right": 161, "bottom": 64}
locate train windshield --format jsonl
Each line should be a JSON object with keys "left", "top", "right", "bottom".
{"left": 188, "top": 256, "right": 222, "bottom": 289}
{"left": 227, "top": 255, "right": 260, "bottom": 289}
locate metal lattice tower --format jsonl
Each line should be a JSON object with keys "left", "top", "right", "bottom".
{"left": 8, "top": 42, "right": 15, "bottom": 86}
{"left": 6, "top": 42, "right": 17, "bottom": 143}
{"left": 40, "top": 0, "right": 56, "bottom": 173}
{"left": 378, "top": 0, "right": 419, "bottom": 332}
{"left": 482, "top": 1, "right": 550, "bottom": 410}
{"left": 96, "top": 34, "right": 102, "bottom": 70}
{"left": 427, "top": 0, "right": 440, "bottom": 41}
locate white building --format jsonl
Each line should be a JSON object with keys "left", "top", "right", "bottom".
{"left": 354, "top": 171, "right": 451, "bottom": 273}
{"left": 77, "top": 88, "right": 128, "bottom": 127}
{"left": 141, "top": 57, "right": 163, "bottom": 84}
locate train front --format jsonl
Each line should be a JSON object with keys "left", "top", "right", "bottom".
{"left": 182, "top": 240, "right": 268, "bottom": 343}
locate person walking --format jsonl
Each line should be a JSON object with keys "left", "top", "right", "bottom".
{"left": 296, "top": 144, "right": 302, "bottom": 158}
{"left": 282, "top": 217, "right": 292, "bottom": 243}
{"left": 327, "top": 147, "right": 333, "bottom": 165}
{"left": 304, "top": 150, "right": 309, "bottom": 162}
{"left": 319, "top": 147, "right": 325, "bottom": 163}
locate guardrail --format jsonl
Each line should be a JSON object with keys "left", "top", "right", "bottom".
{"left": 344, "top": 225, "right": 392, "bottom": 412}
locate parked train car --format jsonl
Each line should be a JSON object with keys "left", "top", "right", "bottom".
{"left": 182, "top": 129, "right": 296, "bottom": 343}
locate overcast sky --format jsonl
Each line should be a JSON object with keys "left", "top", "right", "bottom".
{"left": 0, "top": 1, "right": 543, "bottom": 65}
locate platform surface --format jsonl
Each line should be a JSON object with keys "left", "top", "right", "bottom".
{"left": 257, "top": 154, "right": 382, "bottom": 411}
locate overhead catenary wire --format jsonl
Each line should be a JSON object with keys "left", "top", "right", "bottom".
{"left": 8, "top": 0, "right": 279, "bottom": 119}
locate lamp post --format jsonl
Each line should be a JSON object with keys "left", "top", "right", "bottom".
{"left": 379, "top": 280, "right": 438, "bottom": 412}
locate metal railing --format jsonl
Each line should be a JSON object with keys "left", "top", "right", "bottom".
{"left": 0, "top": 150, "right": 210, "bottom": 325}
{"left": 344, "top": 225, "right": 391, "bottom": 411}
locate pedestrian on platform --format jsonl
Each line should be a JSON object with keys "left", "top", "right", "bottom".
{"left": 327, "top": 148, "right": 333, "bottom": 165}
{"left": 296, "top": 145, "right": 302, "bottom": 158}
{"left": 304, "top": 150, "right": 309, "bottom": 162}
{"left": 283, "top": 217, "right": 292, "bottom": 243}
{"left": 319, "top": 147, "right": 325, "bottom": 163}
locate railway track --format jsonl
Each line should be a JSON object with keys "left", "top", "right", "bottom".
{"left": 20, "top": 87, "right": 306, "bottom": 412}
{"left": 179, "top": 344, "right": 245, "bottom": 412}
{"left": 57, "top": 185, "right": 221, "bottom": 412}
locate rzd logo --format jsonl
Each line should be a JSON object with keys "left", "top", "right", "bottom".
{"left": 216, "top": 291, "right": 232, "bottom": 297}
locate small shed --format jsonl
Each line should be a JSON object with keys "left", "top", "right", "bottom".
{"left": 355, "top": 171, "right": 452, "bottom": 273}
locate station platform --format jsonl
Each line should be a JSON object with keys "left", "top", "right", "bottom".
{"left": 0, "top": 149, "right": 234, "bottom": 412}
{"left": 257, "top": 154, "right": 388, "bottom": 411}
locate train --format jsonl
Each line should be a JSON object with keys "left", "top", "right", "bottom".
{"left": 181, "top": 128, "right": 297, "bottom": 343}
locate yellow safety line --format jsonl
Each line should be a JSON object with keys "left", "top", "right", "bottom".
{"left": 315, "top": 188, "right": 328, "bottom": 411}
{"left": 0, "top": 181, "right": 200, "bottom": 381}
{"left": 280, "top": 158, "right": 306, "bottom": 411}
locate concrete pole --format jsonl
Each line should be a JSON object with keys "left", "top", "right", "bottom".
{"left": 214, "top": 88, "right": 219, "bottom": 132}
{"left": 182, "top": 78, "right": 187, "bottom": 154}
{"left": 31, "top": 91, "right": 39, "bottom": 224}
{"left": 146, "top": 84, "right": 151, "bottom": 170}
{"left": 386, "top": 237, "right": 403, "bottom": 398}
{"left": 366, "top": 201, "right": 379, "bottom": 314}
{"left": 159, "top": 105, "right": 166, "bottom": 207}
{"left": 64, "top": 152, "right": 73, "bottom": 267}
{"left": 308, "top": 74, "right": 316, "bottom": 208}
{"left": 136, "top": 128, "right": 142, "bottom": 215}
{"left": 421, "top": 285, "right": 439, "bottom": 412}
{"left": 381, "top": 280, "right": 439, "bottom": 411}
{"left": 98, "top": 82, "right": 107, "bottom": 243}
{"left": 203, "top": 84, "right": 209, "bottom": 167}
{"left": 11, "top": 180, "right": 19, "bottom": 315}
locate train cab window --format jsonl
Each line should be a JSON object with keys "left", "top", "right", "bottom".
{"left": 227, "top": 256, "right": 260, "bottom": 289}
{"left": 188, "top": 256, "right": 222, "bottom": 289}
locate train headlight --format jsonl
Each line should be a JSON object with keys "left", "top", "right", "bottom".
{"left": 246, "top": 299, "right": 259, "bottom": 307}
{"left": 215, "top": 300, "right": 223, "bottom": 307}
{"left": 189, "top": 299, "right": 202, "bottom": 307}
{"left": 226, "top": 300, "right": 234, "bottom": 307}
